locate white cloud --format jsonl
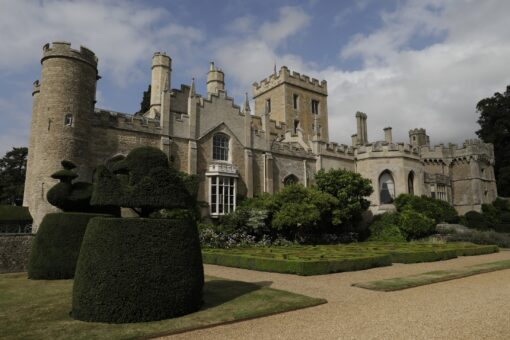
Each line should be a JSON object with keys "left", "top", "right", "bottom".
{"left": 327, "top": 0, "right": 510, "bottom": 146}
{"left": 0, "top": 0, "right": 204, "bottom": 85}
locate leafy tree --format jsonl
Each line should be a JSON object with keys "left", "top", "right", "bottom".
{"left": 394, "top": 194, "right": 458, "bottom": 223}
{"left": 315, "top": 168, "right": 373, "bottom": 227}
{"left": 0, "top": 147, "right": 28, "bottom": 205}
{"left": 476, "top": 85, "right": 510, "bottom": 196}
{"left": 138, "top": 85, "right": 151, "bottom": 114}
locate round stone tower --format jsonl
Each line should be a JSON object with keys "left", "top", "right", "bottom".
{"left": 26, "top": 42, "right": 99, "bottom": 230}
{"left": 207, "top": 62, "right": 225, "bottom": 95}
{"left": 149, "top": 52, "right": 171, "bottom": 118}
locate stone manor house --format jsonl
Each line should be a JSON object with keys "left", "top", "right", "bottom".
{"left": 24, "top": 42, "right": 498, "bottom": 229}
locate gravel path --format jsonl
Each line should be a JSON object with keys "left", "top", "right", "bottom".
{"left": 163, "top": 251, "right": 510, "bottom": 340}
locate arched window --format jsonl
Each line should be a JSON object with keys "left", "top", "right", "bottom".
{"left": 379, "top": 171, "right": 395, "bottom": 204}
{"left": 213, "top": 133, "right": 229, "bottom": 161}
{"left": 283, "top": 174, "right": 299, "bottom": 186}
{"left": 64, "top": 113, "right": 73, "bottom": 127}
{"left": 408, "top": 171, "right": 415, "bottom": 195}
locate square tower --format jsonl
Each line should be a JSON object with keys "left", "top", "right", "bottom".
{"left": 252, "top": 66, "right": 329, "bottom": 142}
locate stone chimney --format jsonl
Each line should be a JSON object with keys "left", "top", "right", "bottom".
{"left": 384, "top": 127, "right": 392, "bottom": 143}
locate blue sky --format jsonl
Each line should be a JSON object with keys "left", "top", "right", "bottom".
{"left": 1, "top": 0, "right": 509, "bottom": 156}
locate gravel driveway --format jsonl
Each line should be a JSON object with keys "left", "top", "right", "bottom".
{"left": 163, "top": 250, "right": 510, "bottom": 340}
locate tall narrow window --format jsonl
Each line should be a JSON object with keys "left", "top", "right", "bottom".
{"left": 64, "top": 114, "right": 73, "bottom": 126}
{"left": 266, "top": 98, "right": 271, "bottom": 113}
{"left": 311, "top": 100, "right": 319, "bottom": 114}
{"left": 213, "top": 133, "right": 229, "bottom": 161}
{"left": 293, "top": 120, "right": 299, "bottom": 134}
{"left": 209, "top": 176, "right": 236, "bottom": 215}
{"left": 408, "top": 171, "right": 415, "bottom": 195}
{"left": 379, "top": 171, "right": 395, "bottom": 204}
{"left": 293, "top": 94, "right": 299, "bottom": 110}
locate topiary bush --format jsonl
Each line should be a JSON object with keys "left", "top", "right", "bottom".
{"left": 27, "top": 212, "right": 108, "bottom": 279}
{"left": 72, "top": 217, "right": 204, "bottom": 323}
{"left": 0, "top": 205, "right": 32, "bottom": 233}
{"left": 394, "top": 194, "right": 458, "bottom": 223}
{"left": 72, "top": 146, "right": 204, "bottom": 323}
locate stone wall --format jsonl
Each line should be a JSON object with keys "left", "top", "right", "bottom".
{"left": 0, "top": 234, "right": 34, "bottom": 273}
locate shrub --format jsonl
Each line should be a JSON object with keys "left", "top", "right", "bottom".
{"left": 28, "top": 212, "right": 108, "bottom": 279}
{"left": 394, "top": 194, "right": 458, "bottom": 223}
{"left": 398, "top": 210, "right": 436, "bottom": 240}
{"left": 448, "top": 229, "right": 510, "bottom": 248}
{"left": 72, "top": 217, "right": 204, "bottom": 323}
{"left": 368, "top": 213, "right": 406, "bottom": 242}
{"left": 0, "top": 205, "right": 32, "bottom": 233}
{"left": 481, "top": 203, "right": 501, "bottom": 227}
{"left": 463, "top": 210, "right": 490, "bottom": 230}
{"left": 492, "top": 197, "right": 510, "bottom": 212}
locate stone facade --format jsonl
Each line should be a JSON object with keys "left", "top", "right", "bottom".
{"left": 24, "top": 42, "right": 498, "bottom": 230}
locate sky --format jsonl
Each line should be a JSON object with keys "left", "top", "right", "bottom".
{"left": 1, "top": 0, "right": 509, "bottom": 156}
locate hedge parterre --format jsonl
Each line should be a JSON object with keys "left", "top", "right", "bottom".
{"left": 202, "top": 242, "right": 498, "bottom": 276}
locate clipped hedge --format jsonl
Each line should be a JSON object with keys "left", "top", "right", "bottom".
{"left": 202, "top": 251, "right": 392, "bottom": 276}
{"left": 72, "top": 217, "right": 204, "bottom": 323}
{"left": 27, "top": 212, "right": 109, "bottom": 280}
{"left": 0, "top": 205, "right": 32, "bottom": 223}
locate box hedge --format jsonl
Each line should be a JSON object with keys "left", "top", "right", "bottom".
{"left": 71, "top": 217, "right": 204, "bottom": 323}
{"left": 27, "top": 212, "right": 109, "bottom": 280}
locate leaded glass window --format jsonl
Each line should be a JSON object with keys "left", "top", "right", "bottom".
{"left": 213, "top": 134, "right": 229, "bottom": 161}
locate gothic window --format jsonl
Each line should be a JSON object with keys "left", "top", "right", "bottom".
{"left": 311, "top": 100, "right": 319, "bottom": 114}
{"left": 293, "top": 120, "right": 299, "bottom": 134}
{"left": 266, "top": 98, "right": 271, "bottom": 113}
{"left": 283, "top": 174, "right": 299, "bottom": 186}
{"left": 213, "top": 133, "right": 229, "bottom": 161}
{"left": 379, "top": 171, "right": 395, "bottom": 204}
{"left": 64, "top": 114, "right": 73, "bottom": 127}
{"left": 210, "top": 176, "right": 236, "bottom": 215}
{"left": 408, "top": 171, "right": 415, "bottom": 195}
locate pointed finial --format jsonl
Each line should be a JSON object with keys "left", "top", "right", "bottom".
{"left": 210, "top": 61, "right": 215, "bottom": 71}
{"left": 189, "top": 77, "right": 196, "bottom": 98}
{"left": 274, "top": 63, "right": 277, "bottom": 75}
{"left": 243, "top": 92, "right": 251, "bottom": 113}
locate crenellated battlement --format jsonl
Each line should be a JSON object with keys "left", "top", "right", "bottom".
{"left": 321, "top": 141, "right": 354, "bottom": 156}
{"left": 252, "top": 66, "right": 327, "bottom": 97}
{"left": 355, "top": 141, "right": 420, "bottom": 159}
{"left": 42, "top": 41, "right": 98, "bottom": 68}
{"left": 92, "top": 108, "right": 162, "bottom": 134}
{"left": 271, "top": 140, "right": 313, "bottom": 157}
{"left": 420, "top": 139, "right": 495, "bottom": 163}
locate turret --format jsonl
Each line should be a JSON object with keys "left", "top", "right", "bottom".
{"left": 26, "top": 41, "right": 99, "bottom": 230}
{"left": 149, "top": 52, "right": 171, "bottom": 119}
{"left": 409, "top": 128, "right": 430, "bottom": 148}
{"left": 207, "top": 62, "right": 225, "bottom": 95}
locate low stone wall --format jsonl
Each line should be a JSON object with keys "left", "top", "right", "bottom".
{"left": 0, "top": 234, "right": 34, "bottom": 273}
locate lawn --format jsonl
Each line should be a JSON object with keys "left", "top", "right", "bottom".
{"left": 202, "top": 242, "right": 498, "bottom": 276}
{"left": 353, "top": 259, "right": 510, "bottom": 291}
{"left": 0, "top": 273, "right": 326, "bottom": 340}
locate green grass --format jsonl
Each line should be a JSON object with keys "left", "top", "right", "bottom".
{"left": 0, "top": 273, "right": 326, "bottom": 339}
{"left": 202, "top": 242, "right": 498, "bottom": 275}
{"left": 352, "top": 259, "right": 510, "bottom": 291}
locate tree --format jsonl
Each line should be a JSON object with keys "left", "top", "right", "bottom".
{"left": 138, "top": 85, "right": 151, "bottom": 114}
{"left": 476, "top": 86, "right": 510, "bottom": 196}
{"left": 0, "top": 147, "right": 28, "bottom": 205}
{"left": 315, "top": 168, "right": 373, "bottom": 228}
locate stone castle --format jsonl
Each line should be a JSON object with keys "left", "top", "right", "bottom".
{"left": 24, "top": 42, "right": 498, "bottom": 230}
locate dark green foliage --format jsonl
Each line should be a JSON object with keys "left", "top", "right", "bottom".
{"left": 315, "top": 168, "right": 373, "bottom": 227}
{"left": 463, "top": 210, "right": 490, "bottom": 230}
{"left": 0, "top": 147, "right": 27, "bottom": 205}
{"left": 399, "top": 210, "right": 436, "bottom": 240}
{"left": 28, "top": 213, "right": 108, "bottom": 279}
{"left": 476, "top": 85, "right": 510, "bottom": 196}
{"left": 368, "top": 212, "right": 406, "bottom": 242}
{"left": 138, "top": 85, "right": 151, "bottom": 114}
{"left": 481, "top": 203, "right": 501, "bottom": 227}
{"left": 91, "top": 146, "right": 193, "bottom": 217}
{"left": 492, "top": 197, "right": 510, "bottom": 212}
{"left": 72, "top": 217, "right": 204, "bottom": 323}
{"left": 394, "top": 194, "right": 458, "bottom": 223}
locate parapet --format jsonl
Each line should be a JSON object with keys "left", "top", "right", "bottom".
{"left": 420, "top": 138, "right": 495, "bottom": 164}
{"left": 41, "top": 41, "right": 98, "bottom": 69}
{"left": 152, "top": 52, "right": 171, "bottom": 69}
{"left": 355, "top": 141, "right": 420, "bottom": 159}
{"left": 92, "top": 108, "right": 162, "bottom": 134}
{"left": 409, "top": 128, "right": 427, "bottom": 135}
{"left": 252, "top": 66, "right": 327, "bottom": 97}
